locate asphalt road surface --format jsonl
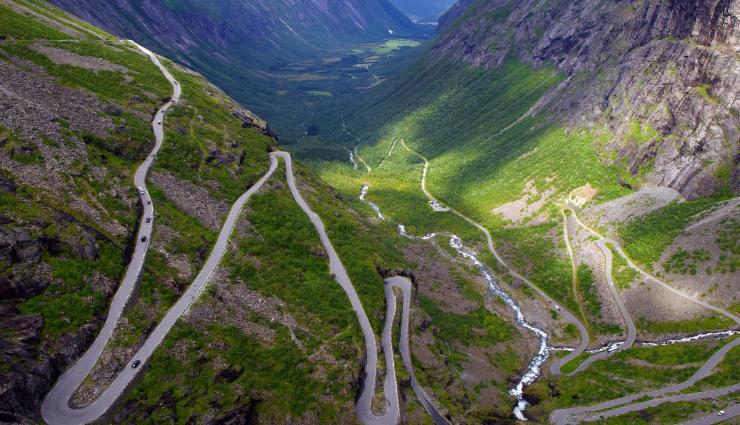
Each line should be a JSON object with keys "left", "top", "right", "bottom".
{"left": 42, "top": 41, "right": 181, "bottom": 425}
{"left": 568, "top": 207, "right": 740, "bottom": 326}
{"left": 271, "top": 151, "right": 401, "bottom": 425}
{"left": 42, "top": 43, "right": 279, "bottom": 425}
{"left": 680, "top": 403, "right": 740, "bottom": 425}
{"left": 550, "top": 324, "right": 740, "bottom": 424}
{"left": 384, "top": 276, "right": 449, "bottom": 424}
{"left": 566, "top": 383, "right": 740, "bottom": 424}
{"left": 548, "top": 208, "right": 740, "bottom": 423}
{"left": 567, "top": 239, "right": 637, "bottom": 374}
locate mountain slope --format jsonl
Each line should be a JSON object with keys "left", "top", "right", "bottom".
{"left": 47, "top": 0, "right": 423, "bottom": 138}
{"left": 320, "top": 0, "right": 740, "bottom": 245}
{"left": 433, "top": 0, "right": 739, "bottom": 198}
{"left": 0, "top": 5, "right": 555, "bottom": 424}
{"left": 390, "top": 0, "right": 456, "bottom": 23}
{"left": 308, "top": 2, "right": 740, "bottom": 419}
{"left": 3, "top": 0, "right": 739, "bottom": 424}
{"left": 0, "top": 1, "right": 410, "bottom": 422}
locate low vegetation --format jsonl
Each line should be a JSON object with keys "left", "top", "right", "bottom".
{"left": 637, "top": 315, "right": 736, "bottom": 335}
{"left": 125, "top": 162, "right": 407, "bottom": 421}
{"left": 577, "top": 265, "right": 622, "bottom": 336}
{"left": 618, "top": 192, "right": 734, "bottom": 269}
{"left": 526, "top": 340, "right": 730, "bottom": 418}
{"left": 714, "top": 216, "right": 739, "bottom": 274}
{"left": 418, "top": 297, "right": 512, "bottom": 349}
{"left": 608, "top": 243, "right": 640, "bottom": 289}
{"left": 664, "top": 248, "right": 710, "bottom": 275}
{"left": 18, "top": 242, "right": 123, "bottom": 337}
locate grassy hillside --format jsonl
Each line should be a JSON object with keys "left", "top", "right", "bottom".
{"left": 307, "top": 53, "right": 631, "bottom": 324}
{"left": 122, "top": 162, "right": 407, "bottom": 423}
{"left": 0, "top": 1, "right": 408, "bottom": 421}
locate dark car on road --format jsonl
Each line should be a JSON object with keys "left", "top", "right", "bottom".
{"left": 131, "top": 360, "right": 141, "bottom": 369}
{"left": 141, "top": 236, "right": 147, "bottom": 243}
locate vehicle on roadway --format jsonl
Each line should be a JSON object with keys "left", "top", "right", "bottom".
{"left": 146, "top": 217, "right": 152, "bottom": 223}
{"left": 718, "top": 410, "right": 725, "bottom": 416}
{"left": 131, "top": 360, "right": 141, "bottom": 369}
{"left": 141, "top": 236, "right": 147, "bottom": 243}
{"left": 138, "top": 187, "right": 145, "bottom": 196}
{"left": 157, "top": 120, "right": 162, "bottom": 125}
{"left": 146, "top": 200, "right": 152, "bottom": 205}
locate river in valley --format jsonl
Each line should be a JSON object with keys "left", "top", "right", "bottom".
{"left": 360, "top": 185, "right": 549, "bottom": 420}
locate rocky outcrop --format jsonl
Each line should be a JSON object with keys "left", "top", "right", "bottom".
{"left": 232, "top": 109, "right": 279, "bottom": 141}
{"left": 435, "top": 0, "right": 740, "bottom": 198}
{"left": 0, "top": 304, "right": 103, "bottom": 423}
{"left": 150, "top": 171, "right": 230, "bottom": 232}
{"left": 0, "top": 188, "right": 112, "bottom": 423}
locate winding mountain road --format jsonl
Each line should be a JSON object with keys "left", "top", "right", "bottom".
{"left": 41, "top": 54, "right": 440, "bottom": 425}
{"left": 568, "top": 207, "right": 740, "bottom": 326}
{"left": 550, "top": 337, "right": 740, "bottom": 424}
{"left": 384, "top": 276, "right": 450, "bottom": 425}
{"left": 395, "top": 139, "right": 590, "bottom": 377}
{"left": 42, "top": 42, "right": 281, "bottom": 425}
{"left": 391, "top": 140, "right": 739, "bottom": 422}
{"left": 566, "top": 239, "right": 637, "bottom": 375}
{"left": 547, "top": 207, "right": 740, "bottom": 424}
{"left": 42, "top": 41, "right": 183, "bottom": 425}
{"left": 680, "top": 403, "right": 740, "bottom": 425}
{"left": 42, "top": 42, "right": 732, "bottom": 424}
{"left": 270, "top": 151, "right": 402, "bottom": 425}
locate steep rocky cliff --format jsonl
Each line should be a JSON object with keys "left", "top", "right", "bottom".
{"left": 435, "top": 0, "right": 739, "bottom": 198}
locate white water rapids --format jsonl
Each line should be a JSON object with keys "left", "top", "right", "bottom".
{"left": 360, "top": 185, "right": 384, "bottom": 220}
{"left": 347, "top": 148, "right": 359, "bottom": 170}
{"left": 362, "top": 187, "right": 548, "bottom": 420}
{"left": 359, "top": 184, "right": 740, "bottom": 422}
{"left": 553, "top": 330, "right": 739, "bottom": 355}
{"left": 448, "top": 236, "right": 549, "bottom": 420}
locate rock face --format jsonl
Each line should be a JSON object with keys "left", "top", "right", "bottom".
{"left": 0, "top": 307, "right": 101, "bottom": 424}
{"left": 0, "top": 213, "right": 107, "bottom": 423}
{"left": 435, "top": 0, "right": 740, "bottom": 199}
